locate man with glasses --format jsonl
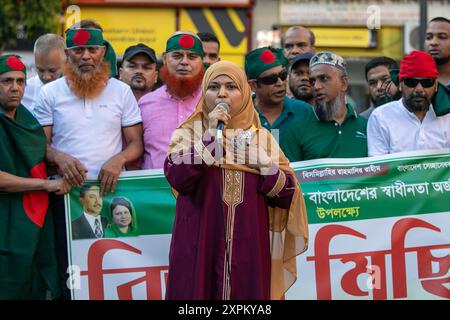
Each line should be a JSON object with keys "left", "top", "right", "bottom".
{"left": 245, "top": 46, "right": 310, "bottom": 147}
{"left": 282, "top": 52, "right": 368, "bottom": 161}
{"left": 367, "top": 50, "right": 450, "bottom": 156}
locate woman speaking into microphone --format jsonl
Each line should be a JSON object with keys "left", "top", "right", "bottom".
{"left": 164, "top": 61, "right": 308, "bottom": 300}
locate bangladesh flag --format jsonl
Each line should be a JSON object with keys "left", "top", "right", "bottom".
{"left": 0, "top": 105, "right": 59, "bottom": 299}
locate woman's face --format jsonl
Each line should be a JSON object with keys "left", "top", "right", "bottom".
{"left": 205, "top": 75, "right": 243, "bottom": 117}
{"left": 112, "top": 205, "right": 132, "bottom": 228}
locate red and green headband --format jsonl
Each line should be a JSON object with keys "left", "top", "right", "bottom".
{"left": 66, "top": 28, "right": 104, "bottom": 49}
{"left": 0, "top": 54, "right": 26, "bottom": 76}
{"left": 165, "top": 34, "right": 204, "bottom": 57}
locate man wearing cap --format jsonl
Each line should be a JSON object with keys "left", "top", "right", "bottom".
{"left": 282, "top": 52, "right": 368, "bottom": 161}
{"left": 0, "top": 54, "right": 70, "bottom": 299}
{"left": 245, "top": 46, "right": 310, "bottom": 148}
{"left": 288, "top": 52, "right": 314, "bottom": 105}
{"left": 119, "top": 43, "right": 158, "bottom": 101}
{"left": 139, "top": 31, "right": 205, "bottom": 169}
{"left": 22, "top": 34, "right": 66, "bottom": 112}
{"left": 33, "top": 20, "right": 143, "bottom": 299}
{"left": 367, "top": 50, "right": 450, "bottom": 156}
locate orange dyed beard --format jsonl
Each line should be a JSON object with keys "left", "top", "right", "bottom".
{"left": 159, "top": 64, "right": 205, "bottom": 99}
{"left": 63, "top": 60, "right": 110, "bottom": 99}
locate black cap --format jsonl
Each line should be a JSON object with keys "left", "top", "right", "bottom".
{"left": 290, "top": 52, "right": 314, "bottom": 69}
{"left": 123, "top": 43, "right": 157, "bottom": 63}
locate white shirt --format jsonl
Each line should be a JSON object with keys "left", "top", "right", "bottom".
{"left": 367, "top": 98, "right": 450, "bottom": 156}
{"left": 22, "top": 75, "right": 44, "bottom": 112}
{"left": 33, "top": 77, "right": 142, "bottom": 178}
{"left": 83, "top": 212, "right": 103, "bottom": 235}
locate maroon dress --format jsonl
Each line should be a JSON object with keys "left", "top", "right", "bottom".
{"left": 164, "top": 139, "right": 295, "bottom": 300}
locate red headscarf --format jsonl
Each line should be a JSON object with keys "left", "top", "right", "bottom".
{"left": 399, "top": 50, "right": 438, "bottom": 81}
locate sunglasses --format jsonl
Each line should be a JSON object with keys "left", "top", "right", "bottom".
{"left": 403, "top": 78, "right": 435, "bottom": 88}
{"left": 257, "top": 69, "right": 288, "bottom": 85}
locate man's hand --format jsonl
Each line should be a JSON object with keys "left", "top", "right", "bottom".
{"left": 43, "top": 178, "right": 72, "bottom": 195}
{"left": 53, "top": 151, "right": 87, "bottom": 186}
{"left": 98, "top": 154, "right": 126, "bottom": 195}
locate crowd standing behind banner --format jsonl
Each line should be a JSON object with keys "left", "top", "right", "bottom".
{"left": 0, "top": 15, "right": 450, "bottom": 300}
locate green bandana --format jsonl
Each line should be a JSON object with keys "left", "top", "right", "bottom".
{"left": 66, "top": 28, "right": 117, "bottom": 77}
{"left": 433, "top": 82, "right": 450, "bottom": 117}
{"left": 166, "top": 33, "right": 204, "bottom": 57}
{"left": 103, "top": 40, "right": 118, "bottom": 78}
{"left": 244, "top": 47, "right": 288, "bottom": 80}
{"left": 0, "top": 54, "right": 26, "bottom": 76}
{"left": 66, "top": 28, "right": 104, "bottom": 49}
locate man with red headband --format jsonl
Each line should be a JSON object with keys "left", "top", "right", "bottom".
{"left": 0, "top": 54, "right": 70, "bottom": 299}
{"left": 368, "top": 50, "right": 450, "bottom": 156}
{"left": 138, "top": 31, "right": 205, "bottom": 169}
{"left": 33, "top": 20, "right": 143, "bottom": 299}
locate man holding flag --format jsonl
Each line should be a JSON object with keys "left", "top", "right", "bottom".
{"left": 0, "top": 54, "right": 70, "bottom": 299}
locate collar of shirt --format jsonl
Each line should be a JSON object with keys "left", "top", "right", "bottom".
{"left": 83, "top": 211, "right": 102, "bottom": 232}
{"left": 253, "top": 95, "right": 293, "bottom": 129}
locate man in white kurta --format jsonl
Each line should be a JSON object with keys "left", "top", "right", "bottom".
{"left": 368, "top": 50, "right": 450, "bottom": 156}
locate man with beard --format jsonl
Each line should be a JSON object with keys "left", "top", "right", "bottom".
{"left": 288, "top": 52, "right": 314, "bottom": 105}
{"left": 360, "top": 56, "right": 400, "bottom": 119}
{"left": 282, "top": 52, "right": 368, "bottom": 161}
{"left": 33, "top": 21, "right": 143, "bottom": 299}
{"left": 425, "top": 17, "right": 450, "bottom": 87}
{"left": 245, "top": 47, "right": 310, "bottom": 148}
{"left": 119, "top": 43, "right": 158, "bottom": 101}
{"left": 22, "top": 34, "right": 66, "bottom": 111}
{"left": 139, "top": 31, "right": 205, "bottom": 169}
{"left": 367, "top": 50, "right": 450, "bottom": 156}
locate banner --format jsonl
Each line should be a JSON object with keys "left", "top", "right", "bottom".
{"left": 65, "top": 150, "right": 450, "bottom": 300}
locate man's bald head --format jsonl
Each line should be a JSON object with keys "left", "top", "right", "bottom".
{"left": 282, "top": 26, "right": 316, "bottom": 62}
{"left": 33, "top": 34, "right": 66, "bottom": 84}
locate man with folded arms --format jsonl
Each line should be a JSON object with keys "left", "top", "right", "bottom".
{"left": 368, "top": 50, "right": 450, "bottom": 156}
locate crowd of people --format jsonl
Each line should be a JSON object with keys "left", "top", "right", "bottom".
{"left": 0, "top": 15, "right": 449, "bottom": 300}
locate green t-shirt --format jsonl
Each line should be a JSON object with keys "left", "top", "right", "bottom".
{"left": 254, "top": 95, "right": 311, "bottom": 145}
{"left": 281, "top": 104, "right": 368, "bottom": 162}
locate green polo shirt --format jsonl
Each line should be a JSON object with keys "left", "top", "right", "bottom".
{"left": 281, "top": 104, "right": 368, "bottom": 162}
{"left": 254, "top": 95, "right": 311, "bottom": 145}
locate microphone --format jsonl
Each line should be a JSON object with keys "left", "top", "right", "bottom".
{"left": 216, "top": 102, "right": 230, "bottom": 144}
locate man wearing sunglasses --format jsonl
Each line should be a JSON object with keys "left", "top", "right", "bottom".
{"left": 244, "top": 47, "right": 310, "bottom": 148}
{"left": 368, "top": 50, "right": 450, "bottom": 156}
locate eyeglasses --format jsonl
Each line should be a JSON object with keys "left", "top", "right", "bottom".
{"left": 403, "top": 78, "right": 436, "bottom": 88}
{"left": 257, "top": 69, "right": 288, "bottom": 85}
